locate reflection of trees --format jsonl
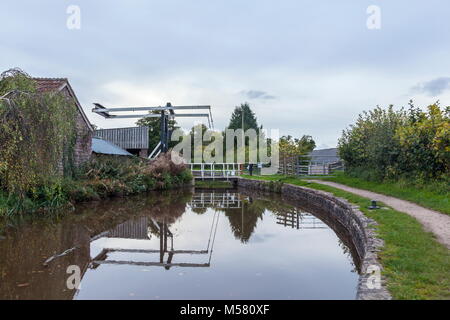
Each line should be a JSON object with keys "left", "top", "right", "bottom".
{"left": 251, "top": 198, "right": 296, "bottom": 217}
{"left": 218, "top": 198, "right": 265, "bottom": 243}
{"left": 216, "top": 195, "right": 305, "bottom": 243}
{"left": 337, "top": 239, "right": 357, "bottom": 273}
{"left": 238, "top": 189, "right": 362, "bottom": 272}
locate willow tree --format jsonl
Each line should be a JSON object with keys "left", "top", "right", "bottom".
{"left": 0, "top": 69, "right": 77, "bottom": 197}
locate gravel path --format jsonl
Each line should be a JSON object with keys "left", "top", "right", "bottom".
{"left": 308, "top": 180, "right": 450, "bottom": 249}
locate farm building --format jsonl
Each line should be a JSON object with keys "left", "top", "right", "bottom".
{"left": 308, "top": 148, "right": 340, "bottom": 164}
{"left": 34, "top": 78, "right": 93, "bottom": 168}
{"left": 94, "top": 127, "right": 149, "bottom": 158}
{"left": 307, "top": 148, "right": 342, "bottom": 175}
{"left": 278, "top": 148, "right": 343, "bottom": 176}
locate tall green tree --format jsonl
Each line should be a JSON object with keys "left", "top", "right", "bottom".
{"left": 226, "top": 103, "right": 260, "bottom": 131}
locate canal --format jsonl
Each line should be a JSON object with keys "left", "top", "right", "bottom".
{"left": 0, "top": 188, "right": 359, "bottom": 299}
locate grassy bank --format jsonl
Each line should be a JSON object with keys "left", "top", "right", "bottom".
{"left": 312, "top": 172, "right": 450, "bottom": 215}
{"left": 242, "top": 175, "right": 450, "bottom": 300}
{"left": 0, "top": 154, "right": 193, "bottom": 217}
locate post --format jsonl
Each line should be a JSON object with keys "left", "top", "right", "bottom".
{"left": 160, "top": 111, "right": 166, "bottom": 153}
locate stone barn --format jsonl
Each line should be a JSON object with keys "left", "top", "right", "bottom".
{"left": 33, "top": 78, "right": 93, "bottom": 167}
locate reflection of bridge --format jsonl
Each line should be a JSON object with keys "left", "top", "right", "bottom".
{"left": 90, "top": 213, "right": 220, "bottom": 270}
{"left": 190, "top": 192, "right": 242, "bottom": 209}
{"left": 276, "top": 212, "right": 327, "bottom": 229}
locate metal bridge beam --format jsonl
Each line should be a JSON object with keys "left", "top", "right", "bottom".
{"left": 92, "top": 105, "right": 211, "bottom": 113}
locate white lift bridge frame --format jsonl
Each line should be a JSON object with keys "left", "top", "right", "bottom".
{"left": 92, "top": 102, "right": 214, "bottom": 159}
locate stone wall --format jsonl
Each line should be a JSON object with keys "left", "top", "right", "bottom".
{"left": 237, "top": 178, "right": 392, "bottom": 300}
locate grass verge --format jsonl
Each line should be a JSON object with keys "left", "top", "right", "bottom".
{"left": 311, "top": 172, "right": 450, "bottom": 215}
{"left": 242, "top": 175, "right": 450, "bottom": 300}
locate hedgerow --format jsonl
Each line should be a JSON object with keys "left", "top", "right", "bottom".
{"left": 338, "top": 102, "right": 449, "bottom": 183}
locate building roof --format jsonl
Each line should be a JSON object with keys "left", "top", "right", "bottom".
{"left": 34, "top": 78, "right": 68, "bottom": 92}
{"left": 32, "top": 77, "right": 94, "bottom": 132}
{"left": 92, "top": 137, "right": 133, "bottom": 156}
{"left": 94, "top": 126, "right": 149, "bottom": 149}
{"left": 308, "top": 148, "right": 340, "bottom": 163}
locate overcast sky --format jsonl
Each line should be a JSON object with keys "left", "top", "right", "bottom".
{"left": 1, "top": 1, "right": 449, "bottom": 148}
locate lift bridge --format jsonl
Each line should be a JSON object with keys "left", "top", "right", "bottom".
{"left": 93, "top": 102, "right": 246, "bottom": 180}
{"left": 92, "top": 102, "right": 214, "bottom": 159}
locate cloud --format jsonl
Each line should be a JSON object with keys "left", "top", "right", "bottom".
{"left": 241, "top": 90, "right": 277, "bottom": 100}
{"left": 2, "top": 1, "right": 450, "bottom": 148}
{"left": 412, "top": 77, "right": 450, "bottom": 96}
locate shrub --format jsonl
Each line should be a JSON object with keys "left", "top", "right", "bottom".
{"left": 339, "top": 102, "right": 449, "bottom": 181}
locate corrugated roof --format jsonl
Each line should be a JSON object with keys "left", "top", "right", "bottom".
{"left": 92, "top": 137, "right": 133, "bottom": 156}
{"left": 95, "top": 127, "right": 149, "bottom": 149}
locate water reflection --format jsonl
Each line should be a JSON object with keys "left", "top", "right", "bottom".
{"left": 91, "top": 213, "right": 218, "bottom": 270}
{"left": 0, "top": 189, "right": 359, "bottom": 300}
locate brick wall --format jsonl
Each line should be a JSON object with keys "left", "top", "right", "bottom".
{"left": 61, "top": 87, "right": 92, "bottom": 169}
{"left": 74, "top": 111, "right": 92, "bottom": 167}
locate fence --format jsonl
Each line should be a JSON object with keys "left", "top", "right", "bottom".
{"left": 278, "top": 154, "right": 344, "bottom": 176}
{"left": 189, "top": 163, "right": 244, "bottom": 180}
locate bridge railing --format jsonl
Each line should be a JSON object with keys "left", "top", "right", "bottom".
{"left": 189, "top": 163, "right": 244, "bottom": 180}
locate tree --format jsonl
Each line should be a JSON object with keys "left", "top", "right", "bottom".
{"left": 226, "top": 103, "right": 260, "bottom": 131}
{"left": 224, "top": 103, "right": 263, "bottom": 162}
{"left": 279, "top": 135, "right": 316, "bottom": 156}
{"left": 136, "top": 111, "right": 179, "bottom": 150}
{"left": 338, "top": 102, "right": 449, "bottom": 181}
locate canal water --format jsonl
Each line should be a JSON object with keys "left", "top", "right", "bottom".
{"left": 0, "top": 189, "right": 359, "bottom": 300}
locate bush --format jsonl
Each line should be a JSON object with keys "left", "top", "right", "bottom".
{"left": 0, "top": 140, "right": 193, "bottom": 215}
{"left": 339, "top": 102, "right": 449, "bottom": 182}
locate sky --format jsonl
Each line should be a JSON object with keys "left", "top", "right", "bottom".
{"left": 1, "top": 1, "right": 449, "bottom": 149}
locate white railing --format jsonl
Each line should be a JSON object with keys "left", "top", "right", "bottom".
{"left": 189, "top": 163, "right": 243, "bottom": 180}
{"left": 190, "top": 192, "right": 242, "bottom": 208}
{"left": 148, "top": 141, "right": 162, "bottom": 159}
